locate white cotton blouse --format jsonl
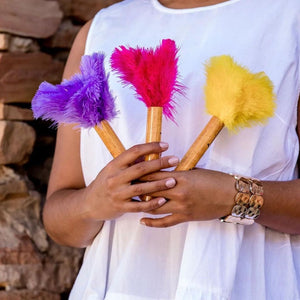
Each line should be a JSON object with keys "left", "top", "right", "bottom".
{"left": 69, "top": 0, "right": 300, "bottom": 299}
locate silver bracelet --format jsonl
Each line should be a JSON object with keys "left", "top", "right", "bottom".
{"left": 220, "top": 175, "right": 264, "bottom": 225}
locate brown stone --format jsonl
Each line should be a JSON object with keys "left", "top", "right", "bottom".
{"left": 9, "top": 37, "right": 40, "bottom": 53}
{"left": 0, "top": 192, "right": 83, "bottom": 294}
{"left": 71, "top": 0, "right": 123, "bottom": 22}
{"left": 0, "top": 104, "right": 33, "bottom": 121}
{"left": 0, "top": 236, "right": 40, "bottom": 265}
{"left": 0, "top": 0, "right": 63, "bottom": 38}
{"left": 0, "top": 33, "right": 10, "bottom": 51}
{"left": 43, "top": 20, "right": 81, "bottom": 49}
{"left": 0, "top": 121, "right": 36, "bottom": 165}
{"left": 0, "top": 192, "right": 48, "bottom": 252}
{"left": 0, "top": 52, "right": 64, "bottom": 104}
{"left": 0, "top": 166, "right": 28, "bottom": 202}
{"left": 0, "top": 290, "right": 60, "bottom": 300}
{"left": 57, "top": 0, "right": 72, "bottom": 16}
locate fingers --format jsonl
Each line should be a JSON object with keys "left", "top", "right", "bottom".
{"left": 114, "top": 142, "right": 170, "bottom": 168}
{"left": 122, "top": 197, "right": 168, "bottom": 213}
{"left": 121, "top": 155, "right": 179, "bottom": 183}
{"left": 122, "top": 177, "right": 177, "bottom": 199}
{"left": 140, "top": 213, "right": 187, "bottom": 228}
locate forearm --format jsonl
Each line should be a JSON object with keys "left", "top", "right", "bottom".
{"left": 43, "top": 188, "right": 104, "bottom": 248}
{"left": 256, "top": 179, "right": 300, "bottom": 235}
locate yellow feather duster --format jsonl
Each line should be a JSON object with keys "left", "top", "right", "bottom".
{"left": 176, "top": 55, "right": 276, "bottom": 171}
{"left": 205, "top": 55, "right": 275, "bottom": 131}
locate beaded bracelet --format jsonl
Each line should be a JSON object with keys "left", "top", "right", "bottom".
{"left": 220, "top": 175, "right": 264, "bottom": 225}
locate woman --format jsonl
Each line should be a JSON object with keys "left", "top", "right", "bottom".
{"left": 43, "top": 0, "right": 300, "bottom": 299}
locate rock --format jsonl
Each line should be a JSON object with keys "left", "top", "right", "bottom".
{"left": 0, "top": 191, "right": 48, "bottom": 252}
{"left": 0, "top": 104, "right": 33, "bottom": 121}
{"left": 0, "top": 33, "right": 10, "bottom": 51}
{"left": 0, "top": 191, "right": 83, "bottom": 295}
{"left": 57, "top": 0, "right": 72, "bottom": 17}
{"left": 0, "top": 0, "right": 63, "bottom": 38}
{"left": 0, "top": 121, "right": 36, "bottom": 165}
{"left": 0, "top": 166, "right": 28, "bottom": 202}
{"left": 9, "top": 37, "right": 39, "bottom": 53}
{"left": 71, "top": 0, "right": 123, "bottom": 22}
{"left": 43, "top": 20, "right": 81, "bottom": 49}
{"left": 0, "top": 290, "right": 60, "bottom": 300}
{"left": 0, "top": 52, "right": 64, "bottom": 104}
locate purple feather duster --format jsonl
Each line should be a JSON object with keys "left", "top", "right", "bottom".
{"left": 32, "top": 52, "right": 117, "bottom": 128}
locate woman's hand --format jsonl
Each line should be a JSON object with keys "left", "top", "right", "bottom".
{"left": 139, "top": 168, "right": 235, "bottom": 227}
{"left": 83, "top": 142, "right": 180, "bottom": 222}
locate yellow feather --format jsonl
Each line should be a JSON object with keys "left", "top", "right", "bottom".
{"left": 204, "top": 55, "right": 276, "bottom": 132}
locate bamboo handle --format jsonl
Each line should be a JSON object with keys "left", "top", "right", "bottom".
{"left": 94, "top": 120, "right": 125, "bottom": 158}
{"left": 145, "top": 106, "right": 163, "bottom": 161}
{"left": 175, "top": 116, "right": 224, "bottom": 171}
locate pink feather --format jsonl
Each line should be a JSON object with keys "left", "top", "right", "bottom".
{"left": 110, "top": 39, "right": 184, "bottom": 120}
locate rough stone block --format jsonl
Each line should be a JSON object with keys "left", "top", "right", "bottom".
{"left": 0, "top": 0, "right": 63, "bottom": 38}
{"left": 0, "top": 33, "right": 10, "bottom": 51}
{"left": 0, "top": 290, "right": 60, "bottom": 300}
{"left": 0, "top": 52, "right": 64, "bottom": 104}
{"left": 71, "top": 0, "right": 123, "bottom": 22}
{"left": 0, "top": 104, "right": 33, "bottom": 121}
{"left": 43, "top": 20, "right": 81, "bottom": 49}
{"left": 0, "top": 166, "right": 28, "bottom": 202}
{"left": 0, "top": 121, "right": 36, "bottom": 165}
{"left": 0, "top": 192, "right": 83, "bottom": 295}
{"left": 9, "top": 37, "right": 39, "bottom": 53}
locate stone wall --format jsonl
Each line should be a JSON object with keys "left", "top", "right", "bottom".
{"left": 0, "top": 0, "right": 122, "bottom": 298}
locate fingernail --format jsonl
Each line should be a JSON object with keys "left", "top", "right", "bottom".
{"left": 158, "top": 198, "right": 167, "bottom": 206}
{"left": 140, "top": 220, "right": 146, "bottom": 226}
{"left": 160, "top": 142, "right": 169, "bottom": 150}
{"left": 168, "top": 156, "right": 179, "bottom": 166}
{"left": 165, "top": 178, "right": 176, "bottom": 188}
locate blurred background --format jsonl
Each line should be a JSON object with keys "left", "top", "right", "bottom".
{"left": 0, "top": 0, "right": 122, "bottom": 299}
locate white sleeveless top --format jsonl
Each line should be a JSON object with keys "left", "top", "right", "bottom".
{"left": 70, "top": 0, "right": 300, "bottom": 299}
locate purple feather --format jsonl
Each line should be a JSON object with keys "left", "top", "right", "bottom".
{"left": 31, "top": 52, "right": 117, "bottom": 128}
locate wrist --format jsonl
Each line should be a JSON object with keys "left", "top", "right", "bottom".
{"left": 220, "top": 175, "right": 264, "bottom": 225}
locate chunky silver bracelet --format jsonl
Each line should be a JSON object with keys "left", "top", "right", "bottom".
{"left": 220, "top": 175, "right": 264, "bottom": 225}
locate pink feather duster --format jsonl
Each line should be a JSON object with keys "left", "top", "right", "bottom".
{"left": 111, "top": 39, "right": 184, "bottom": 121}
{"left": 111, "top": 39, "right": 184, "bottom": 200}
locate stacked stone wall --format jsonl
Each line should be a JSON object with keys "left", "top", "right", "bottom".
{"left": 0, "top": 0, "right": 122, "bottom": 298}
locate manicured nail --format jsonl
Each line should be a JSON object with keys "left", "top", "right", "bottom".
{"left": 165, "top": 178, "right": 176, "bottom": 188}
{"left": 168, "top": 156, "right": 179, "bottom": 166}
{"left": 158, "top": 198, "right": 167, "bottom": 206}
{"left": 140, "top": 220, "right": 146, "bottom": 226}
{"left": 160, "top": 142, "right": 169, "bottom": 150}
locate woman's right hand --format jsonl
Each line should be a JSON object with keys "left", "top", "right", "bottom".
{"left": 83, "top": 142, "right": 179, "bottom": 222}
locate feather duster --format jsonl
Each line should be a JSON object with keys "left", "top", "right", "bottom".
{"left": 32, "top": 52, "right": 125, "bottom": 158}
{"left": 176, "top": 55, "right": 276, "bottom": 171}
{"left": 111, "top": 39, "right": 184, "bottom": 161}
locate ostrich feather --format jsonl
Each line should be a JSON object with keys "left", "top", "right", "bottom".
{"left": 204, "top": 55, "right": 276, "bottom": 131}
{"left": 110, "top": 39, "right": 184, "bottom": 120}
{"left": 32, "top": 52, "right": 116, "bottom": 128}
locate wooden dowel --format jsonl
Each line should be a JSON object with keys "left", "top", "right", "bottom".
{"left": 145, "top": 106, "right": 163, "bottom": 161}
{"left": 175, "top": 116, "right": 224, "bottom": 171}
{"left": 94, "top": 120, "right": 125, "bottom": 158}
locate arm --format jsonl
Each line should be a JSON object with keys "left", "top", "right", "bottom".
{"left": 43, "top": 22, "right": 180, "bottom": 248}
{"left": 140, "top": 170, "right": 300, "bottom": 235}
{"left": 140, "top": 96, "right": 300, "bottom": 234}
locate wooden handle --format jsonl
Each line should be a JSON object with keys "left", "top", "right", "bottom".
{"left": 175, "top": 116, "right": 224, "bottom": 171}
{"left": 94, "top": 120, "right": 125, "bottom": 158}
{"left": 145, "top": 106, "right": 163, "bottom": 161}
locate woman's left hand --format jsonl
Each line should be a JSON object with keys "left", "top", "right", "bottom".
{"left": 140, "top": 168, "right": 235, "bottom": 228}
